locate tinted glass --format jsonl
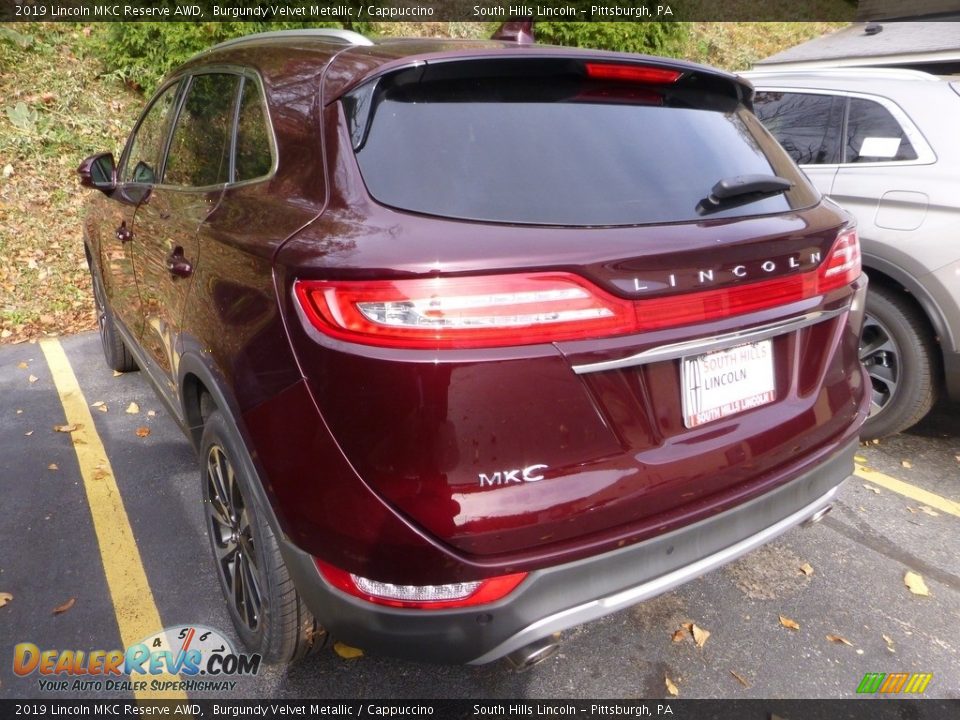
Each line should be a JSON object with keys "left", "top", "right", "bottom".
{"left": 351, "top": 72, "right": 814, "bottom": 226}
{"left": 845, "top": 97, "right": 917, "bottom": 163}
{"left": 234, "top": 79, "right": 273, "bottom": 181}
{"left": 121, "top": 81, "right": 180, "bottom": 184}
{"left": 753, "top": 91, "right": 843, "bottom": 165}
{"left": 164, "top": 73, "right": 240, "bottom": 187}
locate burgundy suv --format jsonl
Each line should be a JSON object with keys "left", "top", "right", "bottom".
{"left": 78, "top": 29, "right": 870, "bottom": 668}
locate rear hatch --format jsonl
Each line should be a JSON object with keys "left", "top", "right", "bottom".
{"left": 279, "top": 54, "right": 864, "bottom": 563}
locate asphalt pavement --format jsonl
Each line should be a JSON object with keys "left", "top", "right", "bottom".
{"left": 1, "top": 331, "right": 958, "bottom": 700}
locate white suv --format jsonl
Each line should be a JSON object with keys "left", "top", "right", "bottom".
{"left": 746, "top": 68, "right": 960, "bottom": 438}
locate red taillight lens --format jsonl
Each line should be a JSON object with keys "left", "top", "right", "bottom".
{"left": 585, "top": 63, "right": 682, "bottom": 85}
{"left": 818, "top": 227, "right": 861, "bottom": 292}
{"left": 295, "top": 272, "right": 636, "bottom": 349}
{"left": 315, "top": 561, "right": 528, "bottom": 610}
{"left": 295, "top": 228, "right": 860, "bottom": 349}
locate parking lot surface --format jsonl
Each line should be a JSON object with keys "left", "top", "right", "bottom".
{"left": 1, "top": 332, "right": 958, "bottom": 699}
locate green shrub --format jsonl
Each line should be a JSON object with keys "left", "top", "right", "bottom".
{"left": 96, "top": 14, "right": 369, "bottom": 93}
{"left": 535, "top": 21, "right": 689, "bottom": 57}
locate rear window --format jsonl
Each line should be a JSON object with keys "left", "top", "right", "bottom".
{"left": 345, "top": 61, "right": 816, "bottom": 226}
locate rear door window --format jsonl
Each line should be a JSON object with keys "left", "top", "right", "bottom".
{"left": 164, "top": 73, "right": 241, "bottom": 188}
{"left": 844, "top": 97, "right": 918, "bottom": 163}
{"left": 347, "top": 63, "right": 816, "bottom": 226}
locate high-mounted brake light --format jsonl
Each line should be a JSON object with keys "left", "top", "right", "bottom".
{"left": 315, "top": 560, "right": 528, "bottom": 610}
{"left": 295, "top": 228, "right": 860, "bottom": 349}
{"left": 585, "top": 63, "right": 683, "bottom": 85}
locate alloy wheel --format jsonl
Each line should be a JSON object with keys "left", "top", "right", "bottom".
{"left": 860, "top": 312, "right": 900, "bottom": 418}
{"left": 206, "top": 445, "right": 263, "bottom": 632}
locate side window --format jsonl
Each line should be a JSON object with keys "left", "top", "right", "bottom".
{"left": 844, "top": 97, "right": 918, "bottom": 163}
{"left": 120, "top": 81, "right": 181, "bottom": 185}
{"left": 234, "top": 79, "right": 273, "bottom": 182}
{"left": 753, "top": 91, "right": 843, "bottom": 165}
{"left": 164, "top": 73, "right": 240, "bottom": 188}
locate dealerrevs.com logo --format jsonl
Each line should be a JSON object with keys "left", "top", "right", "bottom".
{"left": 13, "top": 625, "right": 260, "bottom": 693}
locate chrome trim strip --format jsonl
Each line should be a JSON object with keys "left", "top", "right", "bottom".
{"left": 468, "top": 483, "right": 844, "bottom": 665}
{"left": 571, "top": 307, "right": 846, "bottom": 375}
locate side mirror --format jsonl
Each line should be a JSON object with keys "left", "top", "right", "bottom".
{"left": 78, "top": 152, "right": 116, "bottom": 194}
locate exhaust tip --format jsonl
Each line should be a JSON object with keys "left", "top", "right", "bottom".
{"left": 802, "top": 505, "right": 832, "bottom": 528}
{"left": 506, "top": 636, "right": 561, "bottom": 672}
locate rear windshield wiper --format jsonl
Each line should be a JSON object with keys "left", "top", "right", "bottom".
{"left": 697, "top": 174, "right": 793, "bottom": 216}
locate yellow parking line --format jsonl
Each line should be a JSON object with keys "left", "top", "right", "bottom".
{"left": 40, "top": 338, "right": 186, "bottom": 701}
{"left": 855, "top": 464, "right": 960, "bottom": 518}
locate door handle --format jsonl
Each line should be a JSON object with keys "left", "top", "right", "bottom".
{"left": 166, "top": 247, "right": 193, "bottom": 279}
{"left": 116, "top": 222, "right": 133, "bottom": 243}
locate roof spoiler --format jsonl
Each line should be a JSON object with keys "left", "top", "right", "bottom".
{"left": 492, "top": 19, "right": 535, "bottom": 45}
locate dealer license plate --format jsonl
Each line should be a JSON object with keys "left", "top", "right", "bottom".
{"left": 681, "top": 340, "right": 776, "bottom": 428}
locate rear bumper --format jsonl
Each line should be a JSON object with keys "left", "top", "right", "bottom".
{"left": 279, "top": 436, "right": 857, "bottom": 664}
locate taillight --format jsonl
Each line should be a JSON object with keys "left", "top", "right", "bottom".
{"left": 818, "top": 227, "right": 861, "bottom": 292}
{"left": 584, "top": 62, "right": 683, "bottom": 85}
{"left": 295, "top": 272, "right": 636, "bottom": 349}
{"left": 295, "top": 228, "right": 860, "bottom": 349}
{"left": 315, "top": 561, "right": 527, "bottom": 610}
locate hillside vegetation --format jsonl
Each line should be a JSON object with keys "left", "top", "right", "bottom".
{"left": 0, "top": 21, "right": 842, "bottom": 344}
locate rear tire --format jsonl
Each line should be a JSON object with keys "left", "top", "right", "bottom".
{"left": 859, "top": 285, "right": 939, "bottom": 439}
{"left": 200, "top": 409, "right": 324, "bottom": 663}
{"left": 88, "top": 252, "right": 136, "bottom": 373}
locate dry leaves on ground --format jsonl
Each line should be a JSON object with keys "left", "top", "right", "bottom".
{"left": 730, "top": 670, "right": 749, "bottom": 687}
{"left": 672, "top": 622, "right": 711, "bottom": 648}
{"left": 665, "top": 676, "right": 679, "bottom": 697}
{"left": 52, "top": 597, "right": 76, "bottom": 615}
{"left": 901, "top": 460, "right": 912, "bottom": 469}
{"left": 779, "top": 615, "right": 800, "bottom": 631}
{"left": 91, "top": 401, "right": 107, "bottom": 412}
{"left": 883, "top": 634, "right": 895, "bottom": 652}
{"left": 28, "top": 374, "right": 38, "bottom": 383}
{"left": 826, "top": 634, "right": 853, "bottom": 646}
{"left": 918, "top": 506, "right": 940, "bottom": 517}
{"left": 135, "top": 427, "right": 150, "bottom": 438}
{"left": 53, "top": 423, "right": 80, "bottom": 433}
{"left": 333, "top": 642, "right": 363, "bottom": 659}
{"left": 0, "top": 592, "right": 12, "bottom": 608}
{"left": 904, "top": 571, "right": 930, "bottom": 596}
{"left": 17, "top": 361, "right": 28, "bottom": 369}
{"left": 799, "top": 563, "right": 814, "bottom": 576}
{"left": 125, "top": 402, "right": 139, "bottom": 414}
{"left": 47, "top": 463, "right": 58, "bottom": 470}
{"left": 863, "top": 484, "right": 881, "bottom": 494}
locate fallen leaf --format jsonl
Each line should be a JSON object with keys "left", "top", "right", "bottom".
{"left": 671, "top": 628, "right": 686, "bottom": 643}
{"left": 907, "top": 507, "right": 918, "bottom": 514}
{"left": 24, "top": 431, "right": 33, "bottom": 436}
{"left": 52, "top": 597, "right": 75, "bottom": 615}
{"left": 665, "top": 676, "right": 679, "bottom": 697}
{"left": 799, "top": 563, "right": 814, "bottom": 576}
{"left": 135, "top": 427, "right": 150, "bottom": 438}
{"left": 918, "top": 506, "right": 940, "bottom": 517}
{"left": 901, "top": 460, "right": 912, "bottom": 469}
{"left": 112, "top": 370, "right": 123, "bottom": 377}
{"left": 53, "top": 423, "right": 80, "bottom": 433}
{"left": 147, "top": 410, "right": 156, "bottom": 417}
{"left": 333, "top": 642, "right": 363, "bottom": 659}
{"left": 854, "top": 455, "right": 867, "bottom": 462}
{"left": 125, "top": 402, "right": 139, "bottom": 414}
{"left": 16, "top": 409, "right": 23, "bottom": 414}
{"left": 28, "top": 374, "right": 38, "bottom": 383}
{"left": 826, "top": 634, "right": 853, "bottom": 646}
{"left": 93, "top": 466, "right": 108, "bottom": 480}
{"left": 730, "top": 670, "right": 749, "bottom": 687}
{"left": 691, "top": 623, "right": 711, "bottom": 648}
{"left": 17, "top": 361, "right": 28, "bottom": 369}
{"left": 48, "top": 463, "right": 58, "bottom": 471}
{"left": 91, "top": 401, "right": 106, "bottom": 408}
{"left": 0, "top": 592, "right": 12, "bottom": 608}
{"left": 863, "top": 484, "right": 881, "bottom": 494}
{"left": 882, "top": 634, "right": 895, "bottom": 652}
{"left": 904, "top": 571, "right": 930, "bottom": 597}
{"left": 779, "top": 615, "right": 800, "bottom": 631}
